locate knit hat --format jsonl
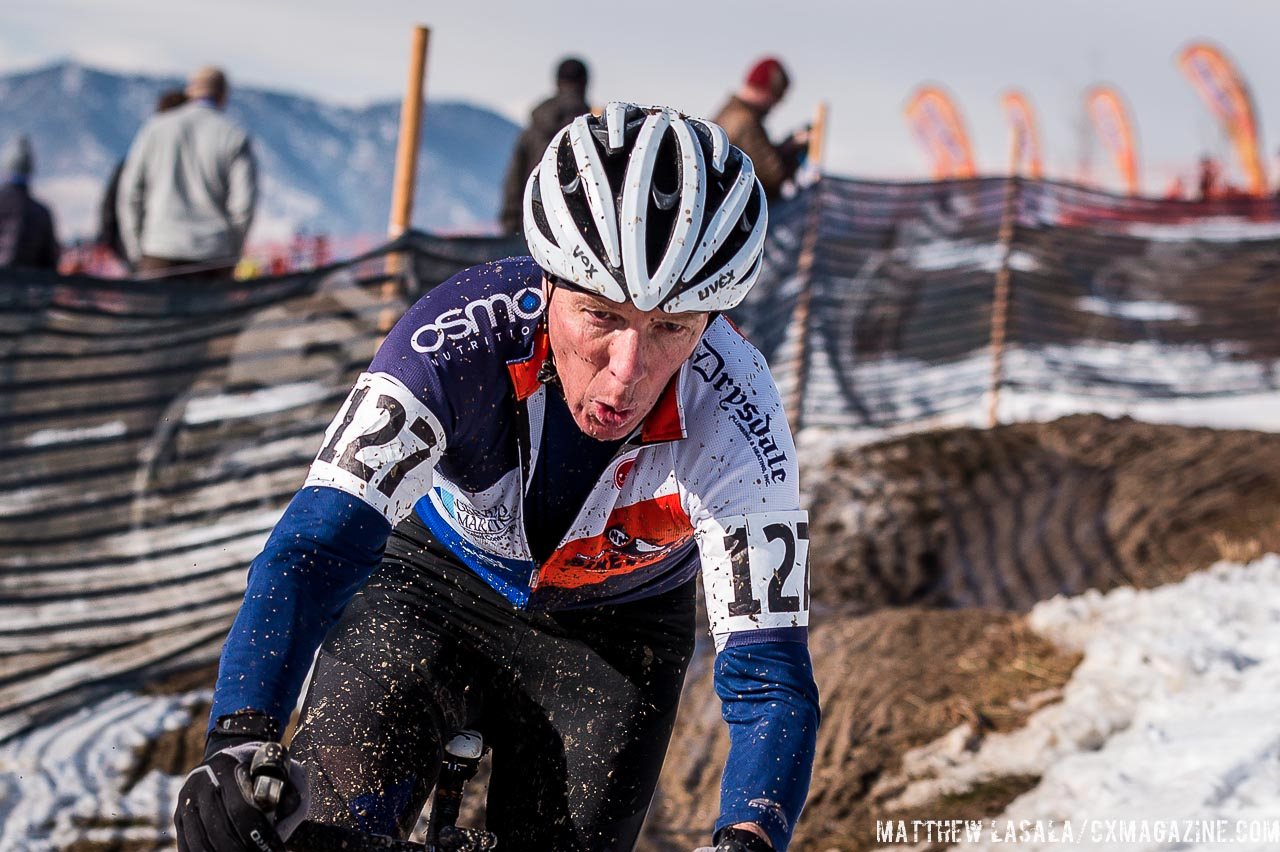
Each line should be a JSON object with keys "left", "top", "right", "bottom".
{"left": 2, "top": 135, "right": 33, "bottom": 180}
{"left": 555, "top": 57, "right": 589, "bottom": 88}
{"left": 745, "top": 57, "right": 790, "bottom": 98}
{"left": 186, "top": 66, "right": 228, "bottom": 100}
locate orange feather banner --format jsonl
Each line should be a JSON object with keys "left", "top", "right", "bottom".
{"left": 1087, "top": 86, "right": 1140, "bottom": 196}
{"left": 905, "top": 86, "right": 976, "bottom": 179}
{"left": 1001, "top": 90, "right": 1043, "bottom": 178}
{"left": 1177, "top": 42, "right": 1266, "bottom": 196}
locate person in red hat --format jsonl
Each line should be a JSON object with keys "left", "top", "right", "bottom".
{"left": 713, "top": 57, "right": 810, "bottom": 200}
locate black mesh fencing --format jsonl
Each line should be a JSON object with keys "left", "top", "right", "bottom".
{"left": 3, "top": 178, "right": 1280, "bottom": 739}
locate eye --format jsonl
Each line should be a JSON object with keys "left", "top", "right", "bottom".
{"left": 659, "top": 321, "right": 692, "bottom": 334}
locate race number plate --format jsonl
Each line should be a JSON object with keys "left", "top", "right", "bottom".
{"left": 304, "top": 372, "right": 444, "bottom": 523}
{"left": 700, "top": 511, "right": 810, "bottom": 638}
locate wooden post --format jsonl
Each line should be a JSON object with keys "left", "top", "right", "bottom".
{"left": 784, "top": 106, "right": 829, "bottom": 430}
{"left": 389, "top": 25, "right": 430, "bottom": 240}
{"left": 807, "top": 101, "right": 829, "bottom": 171}
{"left": 382, "top": 25, "right": 430, "bottom": 329}
{"left": 986, "top": 126, "right": 1022, "bottom": 428}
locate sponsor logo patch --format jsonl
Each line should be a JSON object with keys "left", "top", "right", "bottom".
{"left": 410, "top": 287, "right": 545, "bottom": 354}
{"left": 690, "top": 342, "right": 788, "bottom": 483}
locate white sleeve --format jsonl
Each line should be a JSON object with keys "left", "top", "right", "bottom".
{"left": 678, "top": 323, "right": 810, "bottom": 651}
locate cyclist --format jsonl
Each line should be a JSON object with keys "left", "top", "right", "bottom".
{"left": 175, "top": 102, "right": 819, "bottom": 852}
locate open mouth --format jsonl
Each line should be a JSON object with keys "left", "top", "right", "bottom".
{"left": 589, "top": 400, "right": 635, "bottom": 431}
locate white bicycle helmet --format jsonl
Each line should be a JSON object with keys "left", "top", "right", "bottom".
{"left": 522, "top": 102, "right": 768, "bottom": 313}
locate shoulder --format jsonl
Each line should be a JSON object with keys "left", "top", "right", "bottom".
{"left": 30, "top": 196, "right": 55, "bottom": 224}
{"left": 398, "top": 257, "right": 545, "bottom": 334}
{"left": 678, "top": 317, "right": 797, "bottom": 488}
{"left": 182, "top": 104, "right": 250, "bottom": 142}
{"left": 214, "top": 111, "right": 252, "bottom": 146}
{"left": 371, "top": 256, "right": 546, "bottom": 388}
{"left": 712, "top": 96, "right": 752, "bottom": 123}
{"left": 686, "top": 316, "right": 775, "bottom": 400}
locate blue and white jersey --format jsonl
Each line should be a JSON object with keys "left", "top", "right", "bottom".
{"left": 214, "top": 257, "right": 819, "bottom": 851}
{"left": 304, "top": 256, "right": 810, "bottom": 642}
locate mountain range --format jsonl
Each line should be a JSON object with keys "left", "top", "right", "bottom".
{"left": 0, "top": 62, "right": 520, "bottom": 245}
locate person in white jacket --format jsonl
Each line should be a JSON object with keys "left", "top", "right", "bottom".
{"left": 117, "top": 66, "right": 257, "bottom": 281}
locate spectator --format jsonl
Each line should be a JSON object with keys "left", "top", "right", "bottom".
{"left": 713, "top": 57, "right": 810, "bottom": 200}
{"left": 1197, "top": 155, "right": 1221, "bottom": 202}
{"left": 98, "top": 88, "right": 188, "bottom": 269}
{"left": 0, "top": 135, "right": 60, "bottom": 270}
{"left": 117, "top": 66, "right": 257, "bottom": 281}
{"left": 498, "top": 56, "right": 590, "bottom": 235}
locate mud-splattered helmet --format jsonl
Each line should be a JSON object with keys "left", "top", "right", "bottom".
{"left": 522, "top": 101, "right": 768, "bottom": 313}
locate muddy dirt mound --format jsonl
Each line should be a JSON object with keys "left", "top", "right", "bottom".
{"left": 639, "top": 608, "right": 1079, "bottom": 852}
{"left": 803, "top": 414, "right": 1280, "bottom": 611}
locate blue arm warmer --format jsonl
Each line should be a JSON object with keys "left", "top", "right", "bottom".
{"left": 714, "top": 632, "right": 820, "bottom": 852}
{"left": 210, "top": 486, "right": 391, "bottom": 731}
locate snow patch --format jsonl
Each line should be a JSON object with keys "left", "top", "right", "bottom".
{"left": 24, "top": 420, "right": 127, "bottom": 448}
{"left": 1075, "top": 295, "right": 1198, "bottom": 322}
{"left": 183, "top": 380, "right": 332, "bottom": 424}
{"left": 0, "top": 690, "right": 207, "bottom": 852}
{"left": 871, "top": 555, "right": 1280, "bottom": 852}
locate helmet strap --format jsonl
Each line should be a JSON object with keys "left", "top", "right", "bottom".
{"left": 538, "top": 277, "right": 563, "bottom": 389}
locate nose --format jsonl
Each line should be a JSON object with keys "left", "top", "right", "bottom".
{"left": 606, "top": 328, "right": 648, "bottom": 386}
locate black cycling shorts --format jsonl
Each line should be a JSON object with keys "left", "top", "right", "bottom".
{"left": 289, "top": 512, "right": 696, "bottom": 852}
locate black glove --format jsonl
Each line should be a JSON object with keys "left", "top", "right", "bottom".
{"left": 174, "top": 712, "right": 309, "bottom": 852}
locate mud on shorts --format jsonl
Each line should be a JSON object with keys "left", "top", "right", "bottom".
{"left": 289, "top": 512, "right": 697, "bottom": 852}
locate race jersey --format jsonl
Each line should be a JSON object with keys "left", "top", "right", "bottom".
{"left": 305, "top": 256, "right": 809, "bottom": 628}
{"left": 213, "top": 257, "right": 818, "bottom": 850}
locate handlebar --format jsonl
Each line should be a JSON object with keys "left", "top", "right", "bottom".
{"left": 252, "top": 732, "right": 496, "bottom": 852}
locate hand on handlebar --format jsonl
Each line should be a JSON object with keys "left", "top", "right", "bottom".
{"left": 174, "top": 741, "right": 309, "bottom": 852}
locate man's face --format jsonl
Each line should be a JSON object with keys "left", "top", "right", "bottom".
{"left": 544, "top": 281, "right": 709, "bottom": 441}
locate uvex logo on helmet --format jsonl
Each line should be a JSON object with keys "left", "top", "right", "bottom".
{"left": 411, "top": 288, "right": 545, "bottom": 354}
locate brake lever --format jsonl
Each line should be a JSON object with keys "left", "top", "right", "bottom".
{"left": 249, "top": 740, "right": 290, "bottom": 812}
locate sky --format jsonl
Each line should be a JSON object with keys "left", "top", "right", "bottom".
{"left": 2, "top": 0, "right": 1278, "bottom": 195}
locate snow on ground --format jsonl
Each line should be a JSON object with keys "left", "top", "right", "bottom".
{"left": 0, "top": 690, "right": 207, "bottom": 852}
{"left": 876, "top": 554, "right": 1280, "bottom": 852}
{"left": 995, "top": 387, "right": 1280, "bottom": 435}
{"left": 797, "top": 345, "right": 1280, "bottom": 459}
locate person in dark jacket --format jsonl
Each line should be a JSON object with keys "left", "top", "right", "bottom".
{"left": 0, "top": 135, "right": 60, "bottom": 270}
{"left": 98, "top": 88, "right": 188, "bottom": 267}
{"left": 498, "top": 56, "right": 590, "bottom": 235}
{"left": 713, "top": 57, "right": 809, "bottom": 201}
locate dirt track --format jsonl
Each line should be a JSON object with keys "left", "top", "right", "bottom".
{"left": 641, "top": 414, "right": 1280, "bottom": 852}
{"left": 803, "top": 414, "right": 1280, "bottom": 611}
{"left": 114, "top": 415, "right": 1280, "bottom": 852}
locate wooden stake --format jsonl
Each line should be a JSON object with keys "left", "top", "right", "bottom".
{"left": 807, "top": 101, "right": 829, "bottom": 171}
{"left": 383, "top": 25, "right": 430, "bottom": 330}
{"left": 388, "top": 25, "right": 430, "bottom": 241}
{"left": 783, "top": 103, "right": 831, "bottom": 431}
{"left": 986, "top": 126, "right": 1022, "bottom": 428}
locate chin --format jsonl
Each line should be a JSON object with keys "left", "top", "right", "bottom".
{"left": 578, "top": 414, "right": 633, "bottom": 441}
